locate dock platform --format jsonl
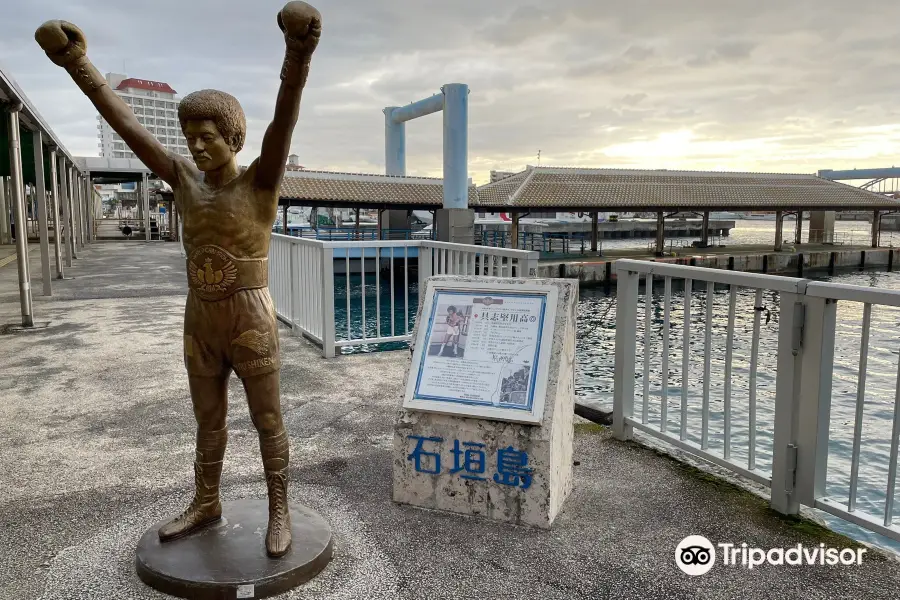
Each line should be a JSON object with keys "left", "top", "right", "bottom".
{"left": 2, "top": 243, "right": 900, "bottom": 599}
{"left": 538, "top": 243, "right": 899, "bottom": 284}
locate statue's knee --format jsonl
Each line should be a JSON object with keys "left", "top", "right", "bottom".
{"left": 253, "top": 410, "right": 282, "bottom": 435}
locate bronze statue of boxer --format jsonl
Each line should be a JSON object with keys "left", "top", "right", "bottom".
{"left": 35, "top": 1, "right": 321, "bottom": 558}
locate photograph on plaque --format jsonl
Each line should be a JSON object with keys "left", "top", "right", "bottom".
{"left": 404, "top": 282, "right": 558, "bottom": 423}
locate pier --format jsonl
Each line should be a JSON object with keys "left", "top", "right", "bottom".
{"left": 5, "top": 242, "right": 900, "bottom": 599}
{"left": 539, "top": 244, "right": 900, "bottom": 285}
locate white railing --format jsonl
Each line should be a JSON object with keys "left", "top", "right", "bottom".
{"left": 613, "top": 258, "right": 900, "bottom": 544}
{"left": 268, "top": 234, "right": 539, "bottom": 357}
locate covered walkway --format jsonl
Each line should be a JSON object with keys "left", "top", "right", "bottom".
{"left": 1, "top": 62, "right": 96, "bottom": 328}
{"left": 2, "top": 243, "right": 900, "bottom": 599}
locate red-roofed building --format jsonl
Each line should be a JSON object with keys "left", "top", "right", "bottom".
{"left": 114, "top": 78, "right": 177, "bottom": 95}
{"left": 98, "top": 73, "right": 190, "bottom": 160}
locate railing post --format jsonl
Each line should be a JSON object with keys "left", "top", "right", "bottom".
{"left": 289, "top": 240, "right": 302, "bottom": 335}
{"left": 770, "top": 289, "right": 807, "bottom": 515}
{"left": 794, "top": 295, "right": 837, "bottom": 506}
{"left": 524, "top": 251, "right": 539, "bottom": 278}
{"left": 613, "top": 266, "right": 639, "bottom": 440}
{"left": 321, "top": 246, "right": 337, "bottom": 358}
{"left": 419, "top": 243, "right": 433, "bottom": 291}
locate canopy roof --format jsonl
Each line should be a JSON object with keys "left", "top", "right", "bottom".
{"left": 476, "top": 166, "right": 900, "bottom": 211}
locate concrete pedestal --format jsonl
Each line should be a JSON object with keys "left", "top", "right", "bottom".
{"left": 393, "top": 276, "right": 578, "bottom": 528}
{"left": 135, "top": 499, "right": 333, "bottom": 599}
{"left": 435, "top": 208, "right": 475, "bottom": 244}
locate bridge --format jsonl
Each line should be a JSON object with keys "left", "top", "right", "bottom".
{"left": 819, "top": 167, "right": 900, "bottom": 197}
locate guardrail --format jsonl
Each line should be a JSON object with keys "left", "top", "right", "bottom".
{"left": 268, "top": 234, "right": 539, "bottom": 357}
{"left": 273, "top": 226, "right": 434, "bottom": 241}
{"left": 612, "top": 258, "right": 900, "bottom": 543}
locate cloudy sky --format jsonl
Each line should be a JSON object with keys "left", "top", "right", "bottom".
{"left": 3, "top": 0, "right": 900, "bottom": 184}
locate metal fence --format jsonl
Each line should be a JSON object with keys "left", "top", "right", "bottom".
{"left": 274, "top": 226, "right": 434, "bottom": 241}
{"left": 268, "top": 234, "right": 539, "bottom": 357}
{"left": 612, "top": 258, "right": 900, "bottom": 543}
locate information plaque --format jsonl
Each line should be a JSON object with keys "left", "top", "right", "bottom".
{"left": 403, "top": 280, "right": 558, "bottom": 424}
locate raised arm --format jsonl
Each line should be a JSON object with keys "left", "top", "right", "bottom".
{"left": 255, "top": 2, "right": 321, "bottom": 190}
{"left": 35, "top": 21, "right": 182, "bottom": 187}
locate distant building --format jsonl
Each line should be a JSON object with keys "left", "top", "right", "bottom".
{"left": 286, "top": 153, "right": 305, "bottom": 171}
{"left": 490, "top": 170, "right": 517, "bottom": 183}
{"left": 97, "top": 73, "right": 190, "bottom": 160}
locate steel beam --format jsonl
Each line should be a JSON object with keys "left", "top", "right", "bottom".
{"left": 819, "top": 168, "right": 900, "bottom": 181}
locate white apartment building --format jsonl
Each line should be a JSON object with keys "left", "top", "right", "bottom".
{"left": 97, "top": 73, "right": 190, "bottom": 160}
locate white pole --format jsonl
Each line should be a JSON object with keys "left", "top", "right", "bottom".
{"left": 384, "top": 106, "right": 405, "bottom": 177}
{"left": 442, "top": 83, "right": 469, "bottom": 210}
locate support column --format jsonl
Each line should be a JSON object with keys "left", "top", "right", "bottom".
{"left": 168, "top": 199, "right": 174, "bottom": 240}
{"left": 136, "top": 181, "right": 143, "bottom": 223}
{"left": 384, "top": 106, "right": 405, "bottom": 176}
{"left": 143, "top": 172, "right": 151, "bottom": 241}
{"left": 355, "top": 208, "right": 360, "bottom": 239}
{"left": 59, "top": 156, "right": 73, "bottom": 268}
{"left": 70, "top": 167, "right": 79, "bottom": 257}
{"left": 282, "top": 204, "right": 288, "bottom": 235}
{"left": 808, "top": 210, "right": 834, "bottom": 244}
{"left": 655, "top": 211, "right": 665, "bottom": 256}
{"left": 383, "top": 105, "right": 410, "bottom": 243}
{"left": 73, "top": 174, "right": 84, "bottom": 249}
{"left": 440, "top": 84, "right": 473, "bottom": 244}
{"left": 774, "top": 210, "right": 784, "bottom": 252}
{"left": 49, "top": 149, "right": 64, "bottom": 278}
{"left": 310, "top": 206, "right": 319, "bottom": 232}
{"left": 442, "top": 84, "right": 468, "bottom": 211}
{"left": 872, "top": 209, "right": 882, "bottom": 248}
{"left": 32, "top": 131, "right": 52, "bottom": 296}
{"left": 511, "top": 212, "right": 520, "bottom": 249}
{"left": 67, "top": 167, "right": 78, "bottom": 254}
{"left": 701, "top": 210, "right": 710, "bottom": 247}
{"left": 0, "top": 176, "right": 9, "bottom": 245}
{"left": 84, "top": 172, "right": 93, "bottom": 243}
{"left": 7, "top": 107, "right": 34, "bottom": 326}
{"left": 591, "top": 211, "right": 599, "bottom": 252}
{"left": 794, "top": 209, "right": 803, "bottom": 245}
{"left": 60, "top": 161, "right": 73, "bottom": 266}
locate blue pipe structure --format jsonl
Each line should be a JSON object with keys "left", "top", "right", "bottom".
{"left": 383, "top": 84, "right": 469, "bottom": 209}
{"left": 819, "top": 168, "right": 900, "bottom": 181}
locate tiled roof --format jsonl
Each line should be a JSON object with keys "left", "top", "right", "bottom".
{"left": 115, "top": 78, "right": 177, "bottom": 94}
{"left": 475, "top": 166, "right": 900, "bottom": 210}
{"left": 279, "top": 170, "right": 477, "bottom": 206}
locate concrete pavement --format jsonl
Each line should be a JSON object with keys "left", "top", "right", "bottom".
{"left": 2, "top": 242, "right": 900, "bottom": 599}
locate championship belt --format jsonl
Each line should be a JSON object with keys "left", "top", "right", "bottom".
{"left": 187, "top": 245, "right": 268, "bottom": 301}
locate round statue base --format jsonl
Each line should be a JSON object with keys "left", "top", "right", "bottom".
{"left": 136, "top": 499, "right": 333, "bottom": 600}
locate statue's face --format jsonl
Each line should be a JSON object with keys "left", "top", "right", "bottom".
{"left": 183, "top": 120, "right": 236, "bottom": 172}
